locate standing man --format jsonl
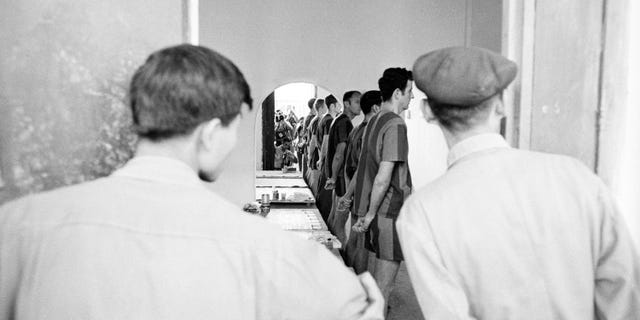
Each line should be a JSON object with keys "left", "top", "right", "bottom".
{"left": 398, "top": 46, "right": 640, "bottom": 319}
{"left": 341, "top": 90, "right": 381, "bottom": 274}
{"left": 307, "top": 98, "right": 325, "bottom": 194}
{"left": 316, "top": 94, "right": 339, "bottom": 221}
{"left": 325, "top": 90, "right": 361, "bottom": 243}
{"left": 352, "top": 68, "right": 414, "bottom": 315}
{"left": 300, "top": 98, "right": 317, "bottom": 176}
{"left": 0, "top": 44, "right": 384, "bottom": 320}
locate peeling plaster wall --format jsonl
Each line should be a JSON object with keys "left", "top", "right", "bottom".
{"left": 0, "top": 0, "right": 184, "bottom": 203}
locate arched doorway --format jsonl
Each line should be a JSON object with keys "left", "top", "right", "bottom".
{"left": 255, "top": 82, "right": 333, "bottom": 171}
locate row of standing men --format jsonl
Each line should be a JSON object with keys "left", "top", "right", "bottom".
{"left": 298, "top": 68, "right": 414, "bottom": 317}
{"left": 299, "top": 47, "right": 640, "bottom": 319}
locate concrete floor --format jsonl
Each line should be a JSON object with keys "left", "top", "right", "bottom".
{"left": 387, "top": 263, "right": 425, "bottom": 320}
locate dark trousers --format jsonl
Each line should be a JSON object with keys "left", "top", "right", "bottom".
{"left": 316, "top": 173, "right": 333, "bottom": 222}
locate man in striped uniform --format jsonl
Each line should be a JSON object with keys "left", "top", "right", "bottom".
{"left": 316, "top": 94, "right": 339, "bottom": 221}
{"left": 306, "top": 99, "right": 325, "bottom": 195}
{"left": 300, "top": 98, "right": 316, "bottom": 177}
{"left": 351, "top": 68, "right": 414, "bottom": 315}
{"left": 342, "top": 90, "right": 382, "bottom": 274}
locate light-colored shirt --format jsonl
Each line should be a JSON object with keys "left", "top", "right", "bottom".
{"left": 0, "top": 156, "right": 382, "bottom": 320}
{"left": 397, "top": 133, "right": 640, "bottom": 320}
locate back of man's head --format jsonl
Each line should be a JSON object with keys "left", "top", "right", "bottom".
{"left": 129, "top": 44, "right": 252, "bottom": 141}
{"left": 413, "top": 46, "right": 517, "bottom": 132}
{"left": 314, "top": 99, "right": 326, "bottom": 113}
{"left": 325, "top": 94, "right": 338, "bottom": 109}
{"left": 360, "top": 90, "right": 382, "bottom": 115}
{"left": 307, "top": 98, "right": 317, "bottom": 110}
{"left": 378, "top": 68, "right": 412, "bottom": 102}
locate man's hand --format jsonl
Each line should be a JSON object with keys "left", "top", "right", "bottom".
{"left": 357, "top": 272, "right": 385, "bottom": 319}
{"left": 325, "top": 178, "right": 336, "bottom": 190}
{"left": 337, "top": 195, "right": 352, "bottom": 211}
{"left": 352, "top": 215, "right": 374, "bottom": 233}
{"left": 317, "top": 159, "right": 323, "bottom": 170}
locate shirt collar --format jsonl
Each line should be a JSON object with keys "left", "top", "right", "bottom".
{"left": 112, "top": 156, "right": 205, "bottom": 188}
{"left": 447, "top": 133, "right": 510, "bottom": 168}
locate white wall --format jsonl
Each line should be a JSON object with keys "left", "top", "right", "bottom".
{"left": 200, "top": 0, "right": 470, "bottom": 205}
{"left": 406, "top": 90, "right": 449, "bottom": 191}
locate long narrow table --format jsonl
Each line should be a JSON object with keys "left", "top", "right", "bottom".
{"left": 255, "top": 177, "right": 307, "bottom": 188}
{"left": 254, "top": 171, "right": 341, "bottom": 256}
{"left": 256, "top": 170, "right": 303, "bottom": 179}
{"left": 255, "top": 186, "right": 315, "bottom": 204}
{"left": 265, "top": 206, "right": 342, "bottom": 253}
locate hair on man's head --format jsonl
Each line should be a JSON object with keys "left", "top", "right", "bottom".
{"left": 342, "top": 91, "right": 361, "bottom": 103}
{"left": 360, "top": 90, "right": 382, "bottom": 115}
{"left": 314, "top": 99, "right": 325, "bottom": 112}
{"left": 428, "top": 95, "right": 499, "bottom": 132}
{"left": 325, "top": 94, "right": 338, "bottom": 108}
{"left": 129, "top": 44, "right": 252, "bottom": 141}
{"left": 307, "top": 98, "right": 317, "bottom": 109}
{"left": 378, "top": 68, "right": 413, "bottom": 102}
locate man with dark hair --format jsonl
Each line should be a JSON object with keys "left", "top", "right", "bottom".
{"left": 300, "top": 98, "right": 317, "bottom": 176}
{"left": 349, "top": 68, "right": 413, "bottom": 316}
{"left": 325, "top": 90, "right": 361, "bottom": 243}
{"left": 0, "top": 44, "right": 384, "bottom": 319}
{"left": 340, "top": 90, "right": 381, "bottom": 274}
{"left": 307, "top": 98, "right": 326, "bottom": 194}
{"left": 400, "top": 47, "right": 640, "bottom": 319}
{"left": 316, "top": 94, "right": 339, "bottom": 220}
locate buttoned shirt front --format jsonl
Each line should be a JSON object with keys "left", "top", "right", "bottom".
{"left": 397, "top": 133, "right": 640, "bottom": 319}
{"left": 0, "top": 156, "right": 382, "bottom": 320}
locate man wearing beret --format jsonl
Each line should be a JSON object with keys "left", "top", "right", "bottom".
{"left": 0, "top": 44, "right": 384, "bottom": 319}
{"left": 397, "top": 46, "right": 640, "bottom": 319}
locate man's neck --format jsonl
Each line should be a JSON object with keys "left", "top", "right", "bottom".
{"left": 380, "top": 101, "right": 400, "bottom": 114}
{"left": 441, "top": 125, "right": 500, "bottom": 149}
{"left": 134, "top": 138, "right": 198, "bottom": 171}
{"left": 343, "top": 108, "right": 357, "bottom": 120}
{"left": 364, "top": 112, "right": 375, "bottom": 122}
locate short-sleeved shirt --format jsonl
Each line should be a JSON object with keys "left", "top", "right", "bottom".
{"left": 317, "top": 114, "right": 333, "bottom": 146}
{"left": 353, "top": 110, "right": 412, "bottom": 218}
{"left": 315, "top": 114, "right": 333, "bottom": 165}
{"left": 325, "top": 113, "right": 353, "bottom": 179}
{"left": 344, "top": 120, "right": 368, "bottom": 180}
{"left": 307, "top": 115, "right": 320, "bottom": 169}
{"left": 300, "top": 115, "right": 314, "bottom": 147}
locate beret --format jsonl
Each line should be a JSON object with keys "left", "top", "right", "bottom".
{"left": 413, "top": 46, "right": 518, "bottom": 106}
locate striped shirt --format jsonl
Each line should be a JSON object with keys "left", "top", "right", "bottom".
{"left": 325, "top": 113, "right": 353, "bottom": 179}
{"left": 345, "top": 120, "right": 368, "bottom": 180}
{"left": 316, "top": 114, "right": 333, "bottom": 165}
{"left": 307, "top": 115, "right": 320, "bottom": 169}
{"left": 353, "top": 110, "right": 412, "bottom": 218}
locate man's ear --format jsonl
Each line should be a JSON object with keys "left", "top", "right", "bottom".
{"left": 494, "top": 97, "right": 505, "bottom": 117}
{"left": 199, "top": 117, "right": 222, "bottom": 151}
{"left": 422, "top": 100, "right": 438, "bottom": 123}
{"left": 393, "top": 88, "right": 402, "bottom": 101}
